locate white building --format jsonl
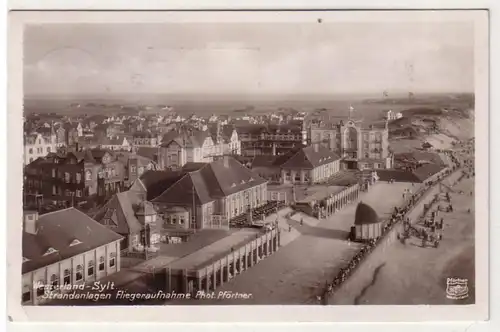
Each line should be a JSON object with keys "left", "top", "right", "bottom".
{"left": 24, "top": 132, "right": 57, "bottom": 165}
{"left": 386, "top": 110, "right": 403, "bottom": 121}
{"left": 21, "top": 208, "right": 123, "bottom": 305}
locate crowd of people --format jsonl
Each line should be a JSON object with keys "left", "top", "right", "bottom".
{"left": 316, "top": 149, "right": 465, "bottom": 304}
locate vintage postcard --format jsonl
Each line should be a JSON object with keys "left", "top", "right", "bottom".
{"left": 7, "top": 10, "right": 489, "bottom": 322}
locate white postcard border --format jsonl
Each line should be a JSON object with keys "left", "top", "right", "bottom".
{"left": 5, "top": 9, "right": 491, "bottom": 324}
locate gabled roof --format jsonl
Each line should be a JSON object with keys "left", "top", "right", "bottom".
{"left": 152, "top": 172, "right": 214, "bottom": 206}
{"left": 94, "top": 191, "right": 144, "bottom": 235}
{"left": 134, "top": 170, "right": 186, "bottom": 201}
{"left": 22, "top": 208, "right": 123, "bottom": 274}
{"left": 152, "top": 157, "right": 267, "bottom": 205}
{"left": 90, "top": 148, "right": 113, "bottom": 163}
{"left": 278, "top": 145, "right": 341, "bottom": 169}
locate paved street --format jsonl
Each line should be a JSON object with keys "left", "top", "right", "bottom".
{"left": 175, "top": 181, "right": 416, "bottom": 305}
{"left": 329, "top": 171, "right": 473, "bottom": 305}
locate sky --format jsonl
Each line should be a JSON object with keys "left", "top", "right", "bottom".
{"left": 23, "top": 22, "right": 475, "bottom": 96}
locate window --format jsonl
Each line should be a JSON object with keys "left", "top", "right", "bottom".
{"left": 75, "top": 265, "right": 83, "bottom": 281}
{"left": 44, "top": 247, "right": 58, "bottom": 256}
{"left": 130, "top": 165, "right": 137, "bottom": 173}
{"left": 63, "top": 269, "right": 71, "bottom": 285}
{"left": 179, "top": 216, "right": 185, "bottom": 225}
{"left": 28, "top": 148, "right": 33, "bottom": 154}
{"left": 50, "top": 274, "right": 59, "bottom": 288}
{"left": 76, "top": 173, "right": 81, "bottom": 183}
{"left": 22, "top": 285, "right": 31, "bottom": 303}
{"left": 99, "top": 256, "right": 105, "bottom": 271}
{"left": 52, "top": 168, "right": 56, "bottom": 177}
{"left": 85, "top": 170, "right": 92, "bottom": 181}
{"left": 109, "top": 253, "right": 116, "bottom": 268}
{"left": 172, "top": 216, "right": 177, "bottom": 224}
{"left": 65, "top": 172, "right": 70, "bottom": 183}
{"left": 87, "top": 260, "right": 95, "bottom": 276}
{"left": 47, "top": 147, "right": 51, "bottom": 153}
{"left": 29, "top": 157, "right": 33, "bottom": 163}
{"left": 52, "top": 185, "right": 56, "bottom": 195}
{"left": 36, "top": 281, "right": 45, "bottom": 297}
{"left": 76, "top": 190, "right": 82, "bottom": 197}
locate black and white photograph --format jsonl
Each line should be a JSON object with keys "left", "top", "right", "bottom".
{"left": 7, "top": 9, "right": 489, "bottom": 322}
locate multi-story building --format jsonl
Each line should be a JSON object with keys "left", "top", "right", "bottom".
{"left": 64, "top": 122, "right": 83, "bottom": 146}
{"left": 99, "top": 135, "right": 132, "bottom": 152}
{"left": 23, "top": 148, "right": 126, "bottom": 208}
{"left": 127, "top": 156, "right": 268, "bottom": 229}
{"left": 21, "top": 208, "right": 123, "bottom": 305}
{"left": 207, "top": 123, "right": 241, "bottom": 157}
{"left": 24, "top": 130, "right": 57, "bottom": 165}
{"left": 54, "top": 125, "right": 66, "bottom": 147}
{"left": 158, "top": 129, "right": 216, "bottom": 170}
{"left": 251, "top": 145, "right": 342, "bottom": 184}
{"left": 309, "top": 118, "right": 393, "bottom": 170}
{"left": 132, "top": 131, "right": 161, "bottom": 148}
{"left": 235, "top": 123, "right": 306, "bottom": 157}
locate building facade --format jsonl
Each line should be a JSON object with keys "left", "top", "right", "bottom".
{"left": 24, "top": 132, "right": 57, "bottom": 165}
{"left": 251, "top": 145, "right": 342, "bottom": 185}
{"left": 158, "top": 130, "right": 217, "bottom": 170}
{"left": 309, "top": 118, "right": 393, "bottom": 170}
{"left": 22, "top": 208, "right": 123, "bottom": 305}
{"left": 235, "top": 123, "right": 305, "bottom": 157}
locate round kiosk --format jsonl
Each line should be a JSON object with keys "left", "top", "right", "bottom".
{"left": 351, "top": 201, "right": 384, "bottom": 241}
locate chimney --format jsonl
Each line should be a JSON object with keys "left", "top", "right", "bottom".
{"left": 23, "top": 211, "right": 39, "bottom": 235}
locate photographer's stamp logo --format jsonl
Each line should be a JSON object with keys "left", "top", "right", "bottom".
{"left": 446, "top": 277, "right": 469, "bottom": 300}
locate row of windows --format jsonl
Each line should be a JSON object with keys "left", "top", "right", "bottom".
{"left": 51, "top": 186, "right": 84, "bottom": 197}
{"left": 27, "top": 147, "right": 51, "bottom": 155}
{"left": 22, "top": 253, "right": 116, "bottom": 303}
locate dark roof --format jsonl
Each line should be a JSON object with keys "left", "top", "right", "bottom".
{"left": 93, "top": 192, "right": 144, "bottom": 235}
{"left": 161, "top": 130, "right": 181, "bottom": 145}
{"left": 412, "top": 164, "right": 445, "bottom": 182}
{"left": 136, "top": 170, "right": 186, "bottom": 200}
{"left": 395, "top": 152, "right": 445, "bottom": 166}
{"left": 375, "top": 170, "right": 421, "bottom": 183}
{"left": 22, "top": 208, "right": 123, "bottom": 274}
{"left": 182, "top": 162, "right": 208, "bottom": 172}
{"left": 160, "top": 129, "right": 210, "bottom": 148}
{"left": 251, "top": 155, "right": 279, "bottom": 168}
{"left": 90, "top": 148, "right": 113, "bottom": 162}
{"left": 152, "top": 157, "right": 267, "bottom": 205}
{"left": 279, "top": 145, "right": 341, "bottom": 169}
{"left": 152, "top": 172, "right": 213, "bottom": 205}
{"left": 354, "top": 202, "right": 380, "bottom": 225}
{"left": 136, "top": 147, "right": 158, "bottom": 161}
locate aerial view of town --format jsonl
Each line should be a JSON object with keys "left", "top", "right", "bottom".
{"left": 20, "top": 19, "right": 476, "bottom": 306}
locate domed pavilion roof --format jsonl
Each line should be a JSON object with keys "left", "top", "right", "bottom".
{"left": 354, "top": 201, "right": 380, "bottom": 225}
